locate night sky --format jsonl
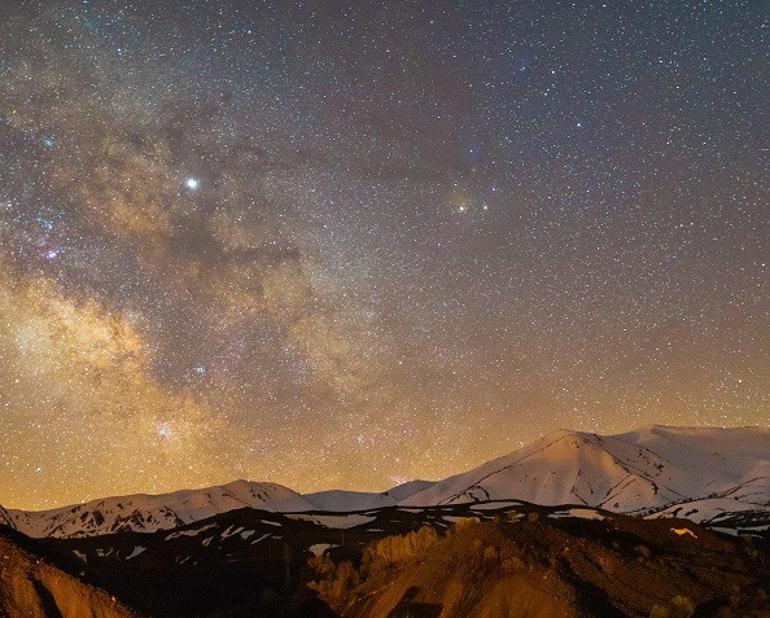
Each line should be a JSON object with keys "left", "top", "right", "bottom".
{"left": 1, "top": 1, "right": 767, "bottom": 510}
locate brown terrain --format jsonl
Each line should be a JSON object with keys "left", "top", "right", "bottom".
{"left": 1, "top": 503, "right": 769, "bottom": 617}
{"left": 309, "top": 513, "right": 770, "bottom": 618}
{"left": 0, "top": 528, "right": 136, "bottom": 618}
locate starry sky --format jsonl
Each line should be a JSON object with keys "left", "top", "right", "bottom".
{"left": 0, "top": 1, "right": 767, "bottom": 510}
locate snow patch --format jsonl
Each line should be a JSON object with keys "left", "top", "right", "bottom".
{"left": 165, "top": 523, "right": 217, "bottom": 540}
{"left": 125, "top": 546, "right": 146, "bottom": 560}
{"left": 287, "top": 513, "right": 375, "bottom": 529}
{"left": 550, "top": 508, "right": 606, "bottom": 521}
{"left": 220, "top": 525, "right": 244, "bottom": 539}
{"left": 308, "top": 543, "right": 338, "bottom": 557}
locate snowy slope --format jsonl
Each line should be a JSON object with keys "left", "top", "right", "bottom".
{"left": 400, "top": 426, "right": 770, "bottom": 517}
{"left": 304, "top": 490, "right": 385, "bottom": 511}
{"left": 2, "top": 426, "right": 767, "bottom": 539}
{"left": 305, "top": 480, "right": 434, "bottom": 511}
{"left": 2, "top": 480, "right": 316, "bottom": 538}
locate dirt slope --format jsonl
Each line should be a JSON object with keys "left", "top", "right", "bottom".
{"left": 310, "top": 514, "right": 770, "bottom": 617}
{"left": 0, "top": 527, "right": 136, "bottom": 618}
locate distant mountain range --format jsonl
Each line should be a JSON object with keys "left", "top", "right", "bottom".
{"left": 2, "top": 425, "right": 768, "bottom": 539}
{"left": 0, "top": 481, "right": 314, "bottom": 538}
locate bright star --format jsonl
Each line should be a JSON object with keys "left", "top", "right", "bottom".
{"left": 156, "top": 423, "right": 173, "bottom": 439}
{"left": 185, "top": 177, "right": 200, "bottom": 191}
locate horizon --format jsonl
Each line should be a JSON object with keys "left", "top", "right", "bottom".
{"left": 4, "top": 422, "right": 768, "bottom": 512}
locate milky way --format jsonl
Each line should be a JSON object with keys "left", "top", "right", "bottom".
{"left": 0, "top": 1, "right": 767, "bottom": 509}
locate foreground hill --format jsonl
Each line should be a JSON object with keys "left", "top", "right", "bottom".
{"left": 310, "top": 513, "right": 770, "bottom": 617}
{"left": 0, "top": 526, "right": 136, "bottom": 618}
{"left": 32, "top": 502, "right": 770, "bottom": 617}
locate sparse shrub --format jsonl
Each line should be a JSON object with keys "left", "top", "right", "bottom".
{"left": 310, "top": 527, "right": 444, "bottom": 612}
{"left": 669, "top": 595, "right": 695, "bottom": 618}
{"left": 635, "top": 544, "right": 651, "bottom": 559}
{"left": 471, "top": 539, "right": 483, "bottom": 556}
{"left": 648, "top": 596, "right": 695, "bottom": 618}
{"left": 451, "top": 516, "right": 480, "bottom": 533}
{"left": 308, "top": 556, "right": 359, "bottom": 613}
{"left": 526, "top": 511, "right": 540, "bottom": 523}
{"left": 482, "top": 545, "right": 499, "bottom": 564}
{"left": 308, "top": 554, "right": 335, "bottom": 578}
{"left": 363, "top": 525, "right": 441, "bottom": 569}
{"left": 501, "top": 555, "right": 525, "bottom": 573}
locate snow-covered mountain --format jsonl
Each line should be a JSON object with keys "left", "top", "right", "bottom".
{"left": 0, "top": 480, "right": 316, "bottom": 538}
{"left": 400, "top": 425, "right": 770, "bottom": 521}
{"left": 305, "top": 479, "right": 434, "bottom": 511}
{"left": 1, "top": 426, "right": 767, "bottom": 539}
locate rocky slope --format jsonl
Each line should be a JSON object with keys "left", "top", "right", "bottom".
{"left": 30, "top": 500, "right": 770, "bottom": 617}
{"left": 310, "top": 512, "right": 770, "bottom": 617}
{"left": 0, "top": 526, "right": 136, "bottom": 618}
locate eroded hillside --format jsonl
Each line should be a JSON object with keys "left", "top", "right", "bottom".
{"left": 0, "top": 527, "right": 136, "bottom": 618}
{"left": 310, "top": 513, "right": 770, "bottom": 617}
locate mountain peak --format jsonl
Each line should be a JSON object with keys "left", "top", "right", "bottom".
{"left": 400, "top": 425, "right": 770, "bottom": 514}
{"left": 3, "top": 479, "right": 316, "bottom": 538}
{"left": 1, "top": 425, "right": 767, "bottom": 539}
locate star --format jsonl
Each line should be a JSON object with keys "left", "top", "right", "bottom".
{"left": 36, "top": 217, "right": 55, "bottom": 231}
{"left": 0, "top": 0, "right": 764, "bottom": 512}
{"left": 156, "top": 423, "right": 174, "bottom": 440}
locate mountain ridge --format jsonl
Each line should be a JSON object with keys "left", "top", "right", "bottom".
{"left": 400, "top": 425, "right": 770, "bottom": 514}
{"left": 2, "top": 425, "right": 768, "bottom": 538}
{"left": 0, "top": 480, "right": 317, "bottom": 538}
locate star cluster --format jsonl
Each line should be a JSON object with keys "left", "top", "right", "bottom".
{"left": 0, "top": 1, "right": 767, "bottom": 509}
